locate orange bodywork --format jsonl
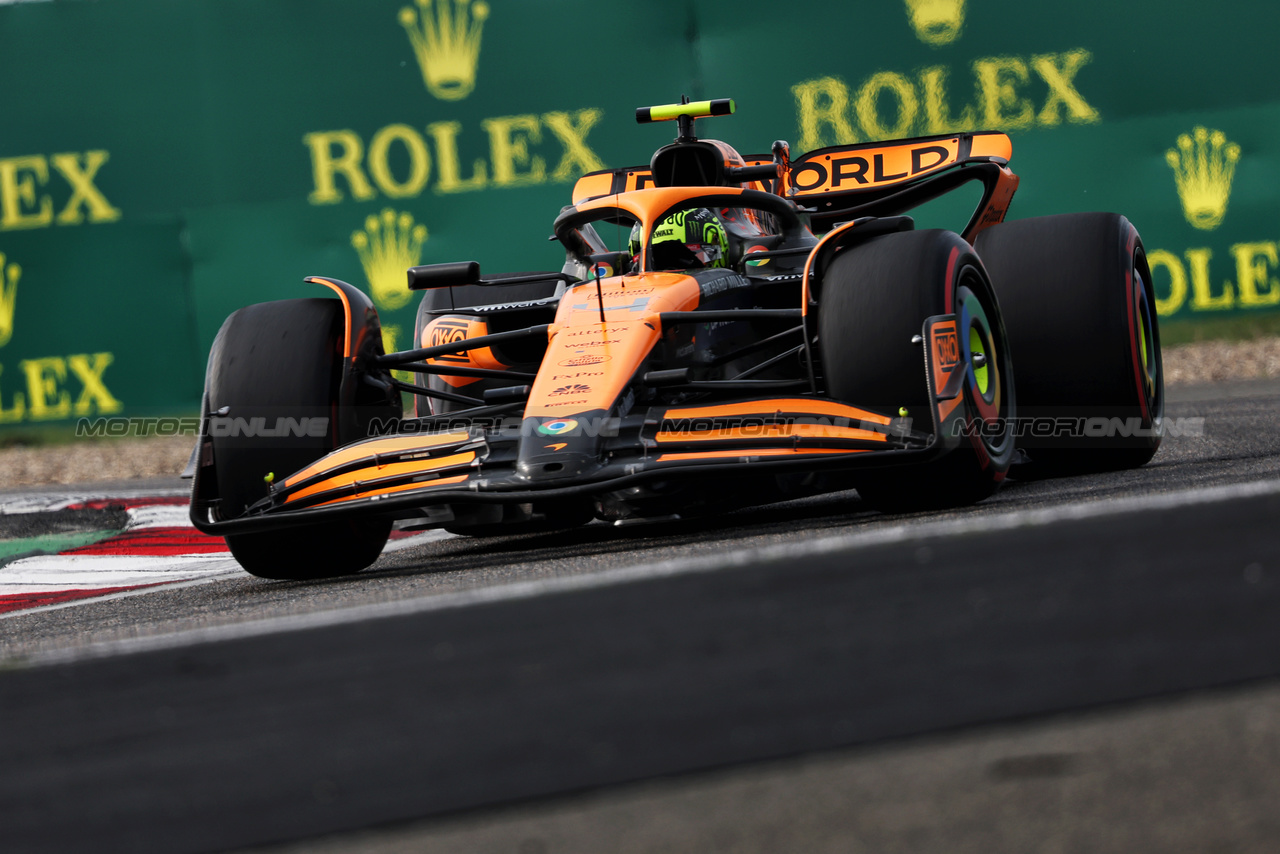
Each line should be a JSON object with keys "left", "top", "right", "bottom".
{"left": 570, "top": 167, "right": 662, "bottom": 204}
{"left": 286, "top": 452, "right": 476, "bottom": 504}
{"left": 655, "top": 448, "right": 866, "bottom": 462}
{"left": 968, "top": 165, "right": 1019, "bottom": 239}
{"left": 969, "top": 134, "right": 1014, "bottom": 161}
{"left": 526, "top": 271, "right": 700, "bottom": 418}
{"left": 526, "top": 188, "right": 759, "bottom": 419}
{"left": 655, "top": 423, "right": 888, "bottom": 444}
{"left": 571, "top": 171, "right": 617, "bottom": 204}
{"left": 573, "top": 131, "right": 1014, "bottom": 207}
{"left": 282, "top": 431, "right": 472, "bottom": 489}
{"left": 574, "top": 187, "right": 751, "bottom": 258}
{"left": 663, "top": 398, "right": 892, "bottom": 426}
{"left": 310, "top": 474, "right": 471, "bottom": 508}
{"left": 789, "top": 137, "right": 962, "bottom": 198}
{"left": 308, "top": 277, "right": 355, "bottom": 358}
{"left": 929, "top": 318, "right": 966, "bottom": 425}
{"left": 800, "top": 217, "right": 869, "bottom": 318}
{"left": 420, "top": 315, "right": 507, "bottom": 387}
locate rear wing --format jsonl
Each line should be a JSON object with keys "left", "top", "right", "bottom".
{"left": 784, "top": 131, "right": 1011, "bottom": 198}
{"left": 570, "top": 130, "right": 1017, "bottom": 239}
{"left": 786, "top": 131, "right": 1017, "bottom": 237}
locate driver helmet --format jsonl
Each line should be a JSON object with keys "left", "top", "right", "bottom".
{"left": 634, "top": 208, "right": 728, "bottom": 270}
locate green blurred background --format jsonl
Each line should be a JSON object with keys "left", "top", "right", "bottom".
{"left": 0, "top": 0, "right": 1275, "bottom": 432}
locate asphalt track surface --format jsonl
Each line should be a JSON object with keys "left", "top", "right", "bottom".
{"left": 1, "top": 379, "right": 1278, "bottom": 853}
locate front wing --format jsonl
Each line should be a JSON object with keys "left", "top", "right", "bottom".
{"left": 191, "top": 315, "right": 971, "bottom": 536}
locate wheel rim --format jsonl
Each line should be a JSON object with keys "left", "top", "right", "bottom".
{"left": 956, "top": 282, "right": 1001, "bottom": 420}
{"left": 969, "top": 325, "right": 990, "bottom": 397}
{"left": 1134, "top": 268, "right": 1158, "bottom": 401}
{"left": 956, "top": 274, "right": 1012, "bottom": 460}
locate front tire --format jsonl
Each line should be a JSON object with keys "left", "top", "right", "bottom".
{"left": 818, "top": 229, "right": 1016, "bottom": 512}
{"left": 206, "top": 298, "right": 393, "bottom": 579}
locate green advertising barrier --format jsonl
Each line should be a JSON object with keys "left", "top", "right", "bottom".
{"left": 1, "top": 0, "right": 1277, "bottom": 432}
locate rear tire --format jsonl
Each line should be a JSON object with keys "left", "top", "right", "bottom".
{"left": 975, "top": 213, "right": 1162, "bottom": 476}
{"left": 818, "top": 229, "right": 1016, "bottom": 512}
{"left": 206, "top": 298, "right": 392, "bottom": 579}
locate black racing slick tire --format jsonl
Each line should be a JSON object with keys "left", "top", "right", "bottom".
{"left": 818, "top": 229, "right": 1016, "bottom": 512}
{"left": 205, "top": 298, "right": 392, "bottom": 579}
{"left": 975, "top": 213, "right": 1163, "bottom": 476}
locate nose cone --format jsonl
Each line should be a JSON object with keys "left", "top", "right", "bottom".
{"left": 515, "top": 414, "right": 611, "bottom": 483}
{"left": 517, "top": 452, "right": 601, "bottom": 482}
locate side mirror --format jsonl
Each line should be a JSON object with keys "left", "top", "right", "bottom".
{"left": 407, "top": 261, "right": 481, "bottom": 291}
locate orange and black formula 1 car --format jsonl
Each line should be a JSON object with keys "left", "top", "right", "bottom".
{"left": 190, "top": 99, "right": 1163, "bottom": 579}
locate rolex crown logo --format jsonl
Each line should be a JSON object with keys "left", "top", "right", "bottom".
{"left": 1165, "top": 126, "right": 1241, "bottom": 231}
{"left": 399, "top": 0, "right": 489, "bottom": 101}
{"left": 0, "top": 251, "right": 20, "bottom": 348}
{"left": 904, "top": 0, "right": 965, "bottom": 45}
{"left": 351, "top": 208, "right": 429, "bottom": 311}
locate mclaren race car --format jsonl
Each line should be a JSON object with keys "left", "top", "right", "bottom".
{"left": 190, "top": 98, "right": 1164, "bottom": 579}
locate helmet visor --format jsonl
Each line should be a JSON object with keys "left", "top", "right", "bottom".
{"left": 652, "top": 240, "right": 723, "bottom": 270}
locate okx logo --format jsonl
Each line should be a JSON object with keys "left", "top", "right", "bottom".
{"left": 933, "top": 327, "right": 959, "bottom": 369}
{"left": 0, "top": 251, "right": 19, "bottom": 348}
{"left": 399, "top": 0, "right": 489, "bottom": 101}
{"left": 1166, "top": 126, "right": 1241, "bottom": 231}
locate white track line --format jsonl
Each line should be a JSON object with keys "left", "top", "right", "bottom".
{"left": 126, "top": 504, "right": 193, "bottom": 529}
{"left": 20, "top": 477, "right": 1280, "bottom": 666}
{"left": 0, "top": 555, "right": 242, "bottom": 589}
